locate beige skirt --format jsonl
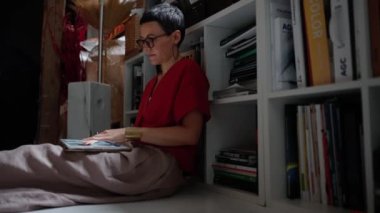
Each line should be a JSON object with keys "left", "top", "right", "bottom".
{"left": 0, "top": 143, "right": 184, "bottom": 212}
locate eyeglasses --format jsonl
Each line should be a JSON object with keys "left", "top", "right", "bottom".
{"left": 136, "top": 34, "right": 167, "bottom": 49}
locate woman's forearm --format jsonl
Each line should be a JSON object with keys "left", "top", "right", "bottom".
{"left": 139, "top": 125, "right": 201, "bottom": 146}
{"left": 129, "top": 111, "right": 204, "bottom": 146}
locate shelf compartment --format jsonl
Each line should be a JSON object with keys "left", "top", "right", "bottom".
{"left": 266, "top": 91, "right": 364, "bottom": 212}
{"left": 205, "top": 103, "right": 258, "bottom": 195}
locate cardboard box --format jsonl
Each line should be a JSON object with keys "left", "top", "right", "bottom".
{"left": 124, "top": 14, "right": 142, "bottom": 60}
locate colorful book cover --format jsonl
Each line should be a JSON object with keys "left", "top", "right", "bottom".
{"left": 303, "top": 0, "right": 333, "bottom": 86}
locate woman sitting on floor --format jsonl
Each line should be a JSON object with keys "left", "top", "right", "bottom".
{"left": 0, "top": 3, "right": 210, "bottom": 212}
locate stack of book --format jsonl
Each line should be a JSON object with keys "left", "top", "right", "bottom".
{"left": 212, "top": 147, "right": 258, "bottom": 193}
{"left": 220, "top": 23, "right": 257, "bottom": 90}
{"left": 212, "top": 83, "right": 255, "bottom": 99}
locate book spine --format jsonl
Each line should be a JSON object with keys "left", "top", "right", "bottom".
{"left": 234, "top": 48, "right": 257, "bottom": 60}
{"left": 219, "top": 150, "right": 257, "bottom": 160}
{"left": 233, "top": 56, "right": 256, "bottom": 67}
{"left": 214, "top": 173, "right": 258, "bottom": 193}
{"left": 329, "top": 0, "right": 354, "bottom": 82}
{"left": 321, "top": 104, "right": 334, "bottom": 205}
{"left": 340, "top": 104, "right": 365, "bottom": 210}
{"left": 305, "top": 105, "right": 319, "bottom": 202}
{"left": 297, "top": 105, "right": 310, "bottom": 201}
{"left": 231, "top": 62, "right": 256, "bottom": 73}
{"left": 215, "top": 155, "right": 257, "bottom": 167}
{"left": 291, "top": 0, "right": 307, "bottom": 87}
{"left": 229, "top": 74, "right": 257, "bottom": 85}
{"left": 310, "top": 105, "right": 322, "bottom": 203}
{"left": 285, "top": 105, "right": 300, "bottom": 199}
{"left": 229, "top": 36, "right": 256, "bottom": 50}
{"left": 315, "top": 104, "right": 327, "bottom": 205}
{"left": 219, "top": 24, "right": 256, "bottom": 47}
{"left": 272, "top": 16, "right": 297, "bottom": 91}
{"left": 368, "top": 0, "right": 380, "bottom": 77}
{"left": 225, "top": 42, "right": 256, "bottom": 58}
{"left": 230, "top": 68, "right": 257, "bottom": 79}
{"left": 213, "top": 169, "right": 257, "bottom": 182}
{"left": 303, "top": 0, "right": 333, "bottom": 86}
{"left": 325, "top": 102, "right": 339, "bottom": 206}
{"left": 226, "top": 45, "right": 256, "bottom": 58}
{"left": 330, "top": 102, "right": 343, "bottom": 206}
{"left": 213, "top": 162, "right": 257, "bottom": 173}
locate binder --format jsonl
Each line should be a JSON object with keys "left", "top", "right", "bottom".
{"left": 329, "top": 0, "right": 354, "bottom": 82}
{"left": 290, "top": 0, "right": 307, "bottom": 87}
{"left": 272, "top": 16, "right": 297, "bottom": 91}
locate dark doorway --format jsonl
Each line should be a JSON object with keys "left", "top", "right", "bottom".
{"left": 0, "top": 1, "right": 44, "bottom": 150}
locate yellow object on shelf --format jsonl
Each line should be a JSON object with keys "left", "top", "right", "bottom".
{"left": 74, "top": 0, "right": 136, "bottom": 31}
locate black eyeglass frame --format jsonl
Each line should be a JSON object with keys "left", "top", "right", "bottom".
{"left": 136, "top": 33, "right": 168, "bottom": 49}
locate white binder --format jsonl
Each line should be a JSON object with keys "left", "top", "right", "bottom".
{"left": 68, "top": 82, "right": 111, "bottom": 139}
{"left": 329, "top": 0, "right": 354, "bottom": 82}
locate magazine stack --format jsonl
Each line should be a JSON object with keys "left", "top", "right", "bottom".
{"left": 212, "top": 147, "right": 258, "bottom": 193}
{"left": 220, "top": 23, "right": 257, "bottom": 91}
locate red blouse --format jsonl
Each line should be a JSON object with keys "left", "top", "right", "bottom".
{"left": 134, "top": 58, "right": 210, "bottom": 174}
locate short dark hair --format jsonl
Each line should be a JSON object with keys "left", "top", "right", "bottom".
{"left": 140, "top": 3, "right": 185, "bottom": 46}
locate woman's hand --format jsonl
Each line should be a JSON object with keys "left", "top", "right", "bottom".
{"left": 82, "top": 128, "right": 126, "bottom": 145}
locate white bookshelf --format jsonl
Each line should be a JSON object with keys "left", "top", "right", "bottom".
{"left": 181, "top": 0, "right": 261, "bottom": 205}
{"left": 123, "top": 52, "right": 155, "bottom": 127}
{"left": 260, "top": 0, "right": 377, "bottom": 212}
{"left": 123, "top": 0, "right": 378, "bottom": 212}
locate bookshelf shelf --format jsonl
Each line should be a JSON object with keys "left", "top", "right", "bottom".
{"left": 212, "top": 94, "right": 258, "bottom": 105}
{"left": 268, "top": 81, "right": 363, "bottom": 100}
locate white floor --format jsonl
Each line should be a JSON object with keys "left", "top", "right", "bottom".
{"left": 27, "top": 183, "right": 270, "bottom": 213}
